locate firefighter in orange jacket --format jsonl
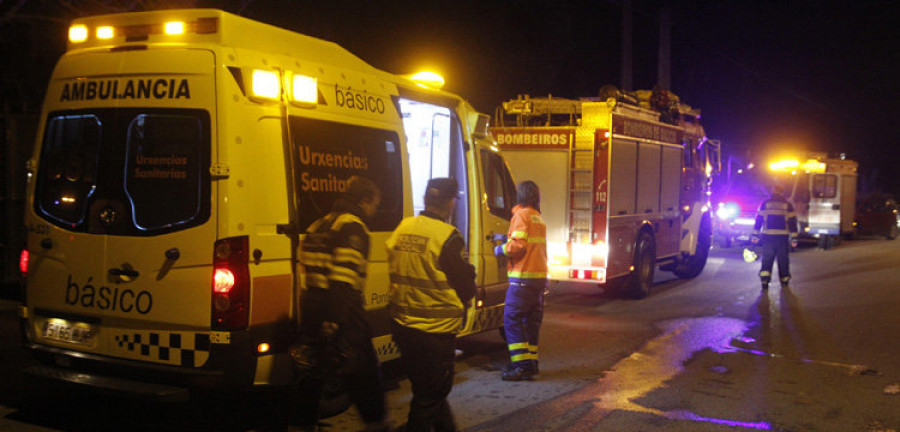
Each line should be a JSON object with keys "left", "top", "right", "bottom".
{"left": 494, "top": 181, "right": 548, "bottom": 381}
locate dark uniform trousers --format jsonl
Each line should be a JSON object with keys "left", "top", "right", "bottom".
{"left": 289, "top": 336, "right": 386, "bottom": 427}
{"left": 759, "top": 234, "right": 791, "bottom": 285}
{"left": 390, "top": 321, "right": 457, "bottom": 432}
{"left": 504, "top": 279, "right": 545, "bottom": 369}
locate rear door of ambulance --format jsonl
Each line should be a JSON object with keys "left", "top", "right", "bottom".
{"left": 26, "top": 47, "right": 218, "bottom": 371}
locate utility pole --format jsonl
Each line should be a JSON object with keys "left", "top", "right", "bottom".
{"left": 620, "top": 0, "right": 633, "bottom": 92}
{"left": 657, "top": 3, "right": 672, "bottom": 89}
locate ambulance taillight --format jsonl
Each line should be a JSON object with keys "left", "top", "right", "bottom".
{"left": 211, "top": 236, "right": 250, "bottom": 331}
{"left": 19, "top": 248, "right": 28, "bottom": 275}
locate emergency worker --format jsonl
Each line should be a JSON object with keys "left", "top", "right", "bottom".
{"left": 387, "top": 177, "right": 477, "bottom": 432}
{"left": 494, "top": 181, "right": 548, "bottom": 381}
{"left": 288, "top": 176, "right": 389, "bottom": 432}
{"left": 751, "top": 184, "right": 799, "bottom": 290}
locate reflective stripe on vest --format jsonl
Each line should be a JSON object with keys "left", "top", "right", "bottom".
{"left": 387, "top": 215, "right": 465, "bottom": 334}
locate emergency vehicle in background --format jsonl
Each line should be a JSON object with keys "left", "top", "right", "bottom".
{"left": 19, "top": 9, "right": 514, "bottom": 402}
{"left": 491, "top": 88, "right": 720, "bottom": 298}
{"left": 712, "top": 159, "right": 771, "bottom": 248}
{"left": 768, "top": 153, "right": 858, "bottom": 249}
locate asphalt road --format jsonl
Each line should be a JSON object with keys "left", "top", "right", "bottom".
{"left": 1, "top": 236, "right": 898, "bottom": 431}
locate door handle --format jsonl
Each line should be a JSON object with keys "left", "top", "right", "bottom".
{"left": 109, "top": 268, "right": 139, "bottom": 278}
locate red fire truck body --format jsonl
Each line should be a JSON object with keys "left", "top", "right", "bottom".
{"left": 492, "top": 93, "right": 718, "bottom": 297}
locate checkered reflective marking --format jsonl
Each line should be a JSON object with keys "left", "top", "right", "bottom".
{"left": 372, "top": 334, "right": 401, "bottom": 362}
{"left": 112, "top": 331, "right": 211, "bottom": 367}
{"left": 462, "top": 303, "right": 505, "bottom": 336}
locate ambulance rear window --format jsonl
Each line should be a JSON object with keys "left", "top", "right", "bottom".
{"left": 35, "top": 108, "right": 210, "bottom": 235}
{"left": 36, "top": 114, "right": 102, "bottom": 226}
{"left": 125, "top": 114, "right": 205, "bottom": 231}
{"left": 812, "top": 174, "right": 837, "bottom": 199}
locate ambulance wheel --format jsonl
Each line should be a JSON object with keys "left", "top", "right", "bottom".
{"left": 318, "top": 377, "right": 352, "bottom": 419}
{"left": 628, "top": 231, "right": 656, "bottom": 299}
{"left": 673, "top": 214, "right": 712, "bottom": 279}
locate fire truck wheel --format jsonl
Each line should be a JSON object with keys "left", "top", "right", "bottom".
{"left": 628, "top": 231, "right": 656, "bottom": 299}
{"left": 887, "top": 221, "right": 898, "bottom": 240}
{"left": 673, "top": 215, "right": 712, "bottom": 279}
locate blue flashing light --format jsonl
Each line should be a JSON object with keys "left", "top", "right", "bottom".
{"left": 716, "top": 202, "right": 740, "bottom": 220}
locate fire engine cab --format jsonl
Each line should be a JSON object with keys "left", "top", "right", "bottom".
{"left": 492, "top": 88, "right": 719, "bottom": 298}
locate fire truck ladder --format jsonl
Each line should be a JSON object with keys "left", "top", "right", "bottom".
{"left": 569, "top": 148, "right": 594, "bottom": 243}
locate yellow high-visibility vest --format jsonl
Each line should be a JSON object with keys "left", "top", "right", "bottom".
{"left": 387, "top": 215, "right": 465, "bottom": 334}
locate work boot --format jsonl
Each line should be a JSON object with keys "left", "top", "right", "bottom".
{"left": 501, "top": 363, "right": 535, "bottom": 381}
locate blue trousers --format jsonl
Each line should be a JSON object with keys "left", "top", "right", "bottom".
{"left": 504, "top": 279, "right": 546, "bottom": 368}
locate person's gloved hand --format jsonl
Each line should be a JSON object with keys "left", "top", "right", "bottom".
{"left": 494, "top": 244, "right": 505, "bottom": 257}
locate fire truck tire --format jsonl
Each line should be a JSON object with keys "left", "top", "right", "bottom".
{"left": 673, "top": 215, "right": 712, "bottom": 279}
{"left": 628, "top": 231, "right": 656, "bottom": 299}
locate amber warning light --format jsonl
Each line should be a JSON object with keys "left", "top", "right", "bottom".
{"left": 68, "top": 17, "right": 218, "bottom": 44}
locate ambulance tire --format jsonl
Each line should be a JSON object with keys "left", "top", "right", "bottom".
{"left": 673, "top": 214, "right": 712, "bottom": 279}
{"left": 318, "top": 377, "right": 352, "bottom": 419}
{"left": 627, "top": 231, "right": 656, "bottom": 299}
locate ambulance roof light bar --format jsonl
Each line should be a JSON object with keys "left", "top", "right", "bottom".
{"left": 68, "top": 17, "right": 218, "bottom": 44}
{"left": 769, "top": 158, "right": 826, "bottom": 174}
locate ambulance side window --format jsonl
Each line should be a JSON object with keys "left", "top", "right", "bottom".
{"left": 35, "top": 114, "right": 102, "bottom": 226}
{"left": 480, "top": 149, "right": 515, "bottom": 220}
{"left": 291, "top": 116, "right": 403, "bottom": 232}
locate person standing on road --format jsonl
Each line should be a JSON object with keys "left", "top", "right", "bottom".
{"left": 387, "top": 177, "right": 477, "bottom": 432}
{"left": 751, "top": 184, "right": 799, "bottom": 290}
{"left": 494, "top": 181, "right": 548, "bottom": 381}
{"left": 288, "top": 176, "right": 390, "bottom": 432}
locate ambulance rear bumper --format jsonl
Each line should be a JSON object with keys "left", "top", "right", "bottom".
{"left": 24, "top": 339, "right": 256, "bottom": 401}
{"left": 24, "top": 363, "right": 190, "bottom": 402}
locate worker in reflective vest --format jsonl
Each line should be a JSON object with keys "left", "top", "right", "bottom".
{"left": 387, "top": 177, "right": 477, "bottom": 432}
{"left": 494, "top": 180, "right": 547, "bottom": 381}
{"left": 752, "top": 184, "right": 798, "bottom": 290}
{"left": 286, "top": 176, "right": 389, "bottom": 432}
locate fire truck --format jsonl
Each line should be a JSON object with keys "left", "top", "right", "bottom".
{"left": 492, "top": 88, "right": 719, "bottom": 298}
{"left": 768, "top": 154, "right": 858, "bottom": 249}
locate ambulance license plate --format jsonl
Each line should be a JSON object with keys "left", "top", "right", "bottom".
{"left": 42, "top": 320, "right": 96, "bottom": 345}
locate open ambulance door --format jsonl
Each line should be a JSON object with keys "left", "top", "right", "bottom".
{"left": 476, "top": 145, "right": 515, "bottom": 311}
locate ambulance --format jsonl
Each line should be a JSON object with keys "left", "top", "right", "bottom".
{"left": 769, "top": 154, "right": 858, "bottom": 249}
{"left": 18, "top": 9, "right": 513, "bottom": 401}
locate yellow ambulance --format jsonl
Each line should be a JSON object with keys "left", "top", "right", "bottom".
{"left": 19, "top": 9, "right": 514, "bottom": 401}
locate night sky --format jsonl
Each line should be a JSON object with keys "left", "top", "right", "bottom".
{"left": 4, "top": 0, "right": 900, "bottom": 194}
{"left": 201, "top": 0, "right": 900, "bottom": 195}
